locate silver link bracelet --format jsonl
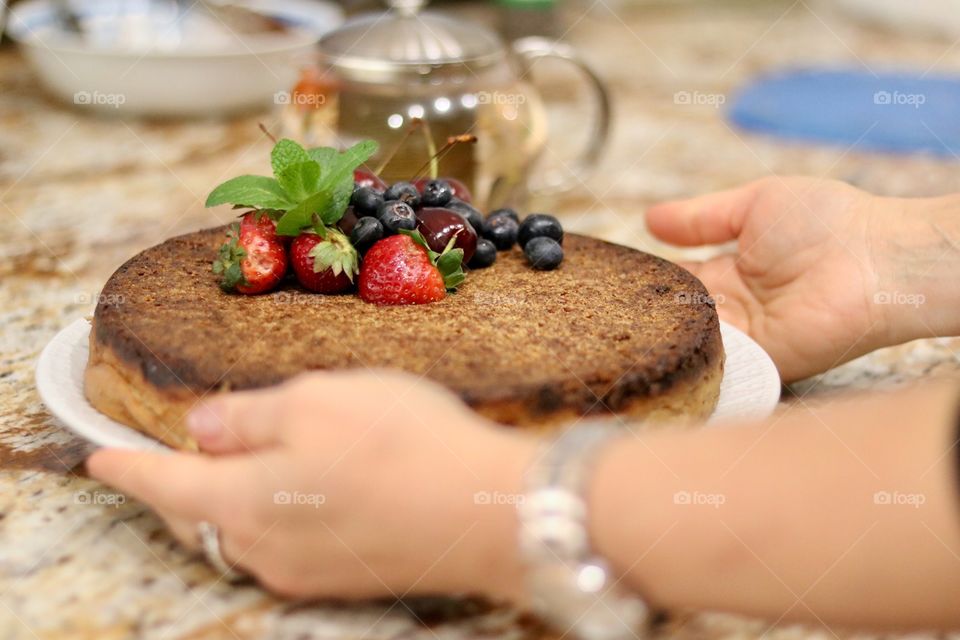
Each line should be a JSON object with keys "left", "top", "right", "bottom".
{"left": 518, "top": 422, "right": 649, "bottom": 640}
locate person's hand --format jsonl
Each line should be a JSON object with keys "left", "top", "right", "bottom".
{"left": 87, "top": 371, "right": 536, "bottom": 601}
{"left": 647, "top": 177, "right": 906, "bottom": 382}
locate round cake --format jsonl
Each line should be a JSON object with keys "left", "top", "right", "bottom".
{"left": 85, "top": 226, "right": 724, "bottom": 449}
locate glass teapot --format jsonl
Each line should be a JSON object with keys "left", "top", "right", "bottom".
{"left": 280, "top": 0, "right": 610, "bottom": 210}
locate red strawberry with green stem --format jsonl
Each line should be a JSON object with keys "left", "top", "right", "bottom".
{"left": 213, "top": 212, "right": 287, "bottom": 295}
{"left": 358, "top": 230, "right": 465, "bottom": 305}
{"left": 290, "top": 226, "right": 359, "bottom": 293}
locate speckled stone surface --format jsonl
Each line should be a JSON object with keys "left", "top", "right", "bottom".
{"left": 3, "top": 0, "right": 960, "bottom": 638}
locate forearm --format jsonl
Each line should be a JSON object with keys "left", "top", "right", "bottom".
{"left": 589, "top": 383, "right": 960, "bottom": 628}
{"left": 872, "top": 194, "right": 960, "bottom": 345}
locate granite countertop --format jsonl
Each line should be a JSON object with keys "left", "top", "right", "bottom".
{"left": 3, "top": 0, "right": 960, "bottom": 638}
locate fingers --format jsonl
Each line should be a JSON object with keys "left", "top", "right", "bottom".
{"left": 156, "top": 508, "right": 256, "bottom": 581}
{"left": 646, "top": 181, "right": 759, "bottom": 246}
{"left": 187, "top": 387, "right": 288, "bottom": 455}
{"left": 87, "top": 448, "right": 243, "bottom": 522}
{"left": 158, "top": 508, "right": 251, "bottom": 575}
{"left": 156, "top": 508, "right": 202, "bottom": 552}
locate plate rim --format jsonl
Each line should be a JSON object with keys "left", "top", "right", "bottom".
{"left": 36, "top": 317, "right": 781, "bottom": 450}
{"left": 712, "top": 320, "right": 782, "bottom": 423}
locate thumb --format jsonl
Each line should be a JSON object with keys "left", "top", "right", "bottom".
{"left": 646, "top": 181, "right": 759, "bottom": 247}
{"left": 187, "top": 386, "right": 287, "bottom": 455}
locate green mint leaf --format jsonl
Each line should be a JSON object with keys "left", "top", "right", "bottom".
{"left": 275, "top": 140, "right": 379, "bottom": 236}
{"left": 307, "top": 147, "right": 337, "bottom": 166}
{"left": 317, "top": 174, "right": 354, "bottom": 224}
{"left": 277, "top": 160, "right": 321, "bottom": 202}
{"left": 271, "top": 139, "right": 311, "bottom": 179}
{"left": 312, "top": 221, "right": 328, "bottom": 239}
{"left": 276, "top": 200, "right": 315, "bottom": 236}
{"left": 205, "top": 175, "right": 294, "bottom": 210}
{"left": 330, "top": 139, "right": 378, "bottom": 177}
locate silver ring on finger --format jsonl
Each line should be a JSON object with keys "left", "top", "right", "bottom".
{"left": 197, "top": 521, "right": 245, "bottom": 583}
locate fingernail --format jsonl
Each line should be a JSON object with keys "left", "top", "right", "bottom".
{"left": 187, "top": 403, "right": 224, "bottom": 439}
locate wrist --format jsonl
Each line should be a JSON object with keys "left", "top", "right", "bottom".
{"left": 870, "top": 194, "right": 960, "bottom": 345}
{"left": 586, "top": 435, "right": 669, "bottom": 607}
{"left": 517, "top": 424, "right": 650, "bottom": 638}
{"left": 448, "top": 427, "right": 538, "bottom": 605}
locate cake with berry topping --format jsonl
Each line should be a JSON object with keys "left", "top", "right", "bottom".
{"left": 84, "top": 138, "right": 724, "bottom": 449}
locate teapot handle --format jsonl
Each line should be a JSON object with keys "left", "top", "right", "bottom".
{"left": 511, "top": 36, "right": 612, "bottom": 196}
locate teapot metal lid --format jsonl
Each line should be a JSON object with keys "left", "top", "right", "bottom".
{"left": 317, "top": 0, "right": 505, "bottom": 82}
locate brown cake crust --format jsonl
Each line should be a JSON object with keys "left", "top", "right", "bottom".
{"left": 85, "top": 227, "right": 724, "bottom": 449}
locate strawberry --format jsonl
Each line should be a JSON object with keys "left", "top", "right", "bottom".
{"left": 237, "top": 209, "right": 281, "bottom": 240}
{"left": 290, "top": 227, "right": 359, "bottom": 294}
{"left": 358, "top": 230, "right": 465, "bottom": 306}
{"left": 213, "top": 212, "right": 287, "bottom": 295}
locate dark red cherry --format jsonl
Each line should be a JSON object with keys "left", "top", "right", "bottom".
{"left": 354, "top": 169, "right": 387, "bottom": 191}
{"left": 412, "top": 178, "right": 429, "bottom": 194}
{"left": 445, "top": 177, "right": 472, "bottom": 203}
{"left": 416, "top": 207, "right": 477, "bottom": 264}
{"left": 336, "top": 205, "right": 359, "bottom": 235}
{"left": 413, "top": 176, "right": 472, "bottom": 204}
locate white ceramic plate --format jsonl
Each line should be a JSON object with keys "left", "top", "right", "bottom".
{"left": 711, "top": 320, "right": 782, "bottom": 422}
{"left": 36, "top": 318, "right": 781, "bottom": 451}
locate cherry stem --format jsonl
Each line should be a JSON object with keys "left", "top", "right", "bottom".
{"left": 421, "top": 119, "right": 438, "bottom": 179}
{"left": 375, "top": 117, "right": 422, "bottom": 175}
{"left": 409, "top": 134, "right": 477, "bottom": 182}
{"left": 258, "top": 122, "right": 278, "bottom": 144}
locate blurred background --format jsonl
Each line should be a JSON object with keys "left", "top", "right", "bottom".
{"left": 5, "top": 1, "right": 960, "bottom": 636}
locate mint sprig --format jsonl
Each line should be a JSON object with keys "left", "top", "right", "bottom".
{"left": 400, "top": 229, "right": 466, "bottom": 291}
{"left": 276, "top": 140, "right": 377, "bottom": 235}
{"left": 277, "top": 161, "right": 320, "bottom": 202}
{"left": 271, "top": 138, "right": 311, "bottom": 175}
{"left": 205, "top": 138, "right": 378, "bottom": 237}
{"left": 206, "top": 175, "right": 294, "bottom": 210}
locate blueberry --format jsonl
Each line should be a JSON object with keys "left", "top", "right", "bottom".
{"left": 524, "top": 236, "right": 563, "bottom": 270}
{"left": 518, "top": 213, "right": 563, "bottom": 248}
{"left": 446, "top": 198, "right": 483, "bottom": 234}
{"left": 481, "top": 215, "right": 519, "bottom": 251}
{"left": 419, "top": 179, "right": 454, "bottom": 207}
{"left": 350, "top": 186, "right": 383, "bottom": 217}
{"left": 487, "top": 207, "right": 519, "bottom": 223}
{"left": 377, "top": 200, "right": 417, "bottom": 234}
{"left": 350, "top": 216, "right": 384, "bottom": 253}
{"left": 469, "top": 238, "right": 497, "bottom": 268}
{"left": 383, "top": 181, "right": 420, "bottom": 208}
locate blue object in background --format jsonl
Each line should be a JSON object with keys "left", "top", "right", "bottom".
{"left": 728, "top": 68, "right": 960, "bottom": 157}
